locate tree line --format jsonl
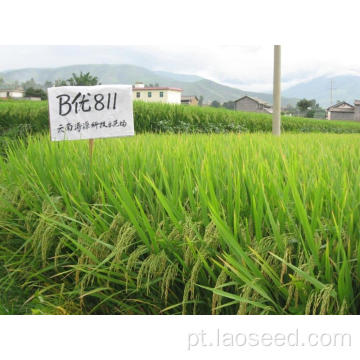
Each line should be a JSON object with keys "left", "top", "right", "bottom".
{"left": 206, "top": 98, "right": 328, "bottom": 119}
{"left": 0, "top": 72, "right": 99, "bottom": 100}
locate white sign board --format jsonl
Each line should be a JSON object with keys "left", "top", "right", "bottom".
{"left": 48, "top": 85, "right": 134, "bottom": 141}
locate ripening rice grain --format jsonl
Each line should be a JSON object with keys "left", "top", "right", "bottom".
{"left": 1, "top": 132, "right": 360, "bottom": 314}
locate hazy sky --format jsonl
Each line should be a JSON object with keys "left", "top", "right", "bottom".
{"left": 1, "top": 45, "right": 360, "bottom": 92}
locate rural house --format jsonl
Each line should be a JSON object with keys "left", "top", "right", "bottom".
{"left": 327, "top": 101, "right": 360, "bottom": 121}
{"left": 181, "top": 95, "right": 199, "bottom": 106}
{"left": 132, "top": 82, "right": 182, "bottom": 104}
{"left": 234, "top": 95, "right": 273, "bottom": 114}
{"left": 0, "top": 88, "right": 25, "bottom": 99}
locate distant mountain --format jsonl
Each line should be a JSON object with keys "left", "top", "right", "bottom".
{"left": 153, "top": 71, "right": 204, "bottom": 82}
{"left": 283, "top": 74, "right": 360, "bottom": 108}
{"left": 0, "top": 64, "right": 298, "bottom": 106}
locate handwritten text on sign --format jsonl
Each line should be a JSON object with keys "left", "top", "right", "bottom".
{"left": 48, "top": 85, "right": 134, "bottom": 141}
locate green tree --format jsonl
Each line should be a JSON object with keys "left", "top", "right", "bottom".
{"left": 54, "top": 79, "right": 68, "bottom": 87}
{"left": 0, "top": 77, "right": 4, "bottom": 86}
{"left": 210, "top": 100, "right": 221, "bottom": 108}
{"left": 297, "top": 98, "right": 322, "bottom": 118}
{"left": 25, "top": 87, "right": 47, "bottom": 100}
{"left": 222, "top": 101, "right": 235, "bottom": 110}
{"left": 67, "top": 72, "right": 99, "bottom": 86}
{"left": 306, "top": 109, "right": 315, "bottom": 118}
{"left": 43, "top": 81, "right": 53, "bottom": 89}
{"left": 198, "top": 96, "right": 204, "bottom": 106}
{"left": 296, "top": 98, "right": 313, "bottom": 113}
{"left": 22, "top": 78, "right": 38, "bottom": 90}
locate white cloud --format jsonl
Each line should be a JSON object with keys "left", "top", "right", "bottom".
{"left": 1, "top": 45, "right": 360, "bottom": 92}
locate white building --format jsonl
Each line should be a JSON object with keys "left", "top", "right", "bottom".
{"left": 0, "top": 89, "right": 25, "bottom": 99}
{"left": 132, "top": 82, "right": 182, "bottom": 104}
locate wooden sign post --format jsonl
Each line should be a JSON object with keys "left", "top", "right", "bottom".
{"left": 89, "top": 138, "right": 94, "bottom": 164}
{"left": 47, "top": 85, "right": 135, "bottom": 160}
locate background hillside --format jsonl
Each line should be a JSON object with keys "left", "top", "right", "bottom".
{"left": 283, "top": 74, "right": 360, "bottom": 108}
{"left": 0, "top": 64, "right": 298, "bottom": 106}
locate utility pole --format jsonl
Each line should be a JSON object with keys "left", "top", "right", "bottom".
{"left": 330, "top": 80, "right": 337, "bottom": 107}
{"left": 330, "top": 79, "right": 333, "bottom": 107}
{"left": 273, "top": 45, "right": 281, "bottom": 136}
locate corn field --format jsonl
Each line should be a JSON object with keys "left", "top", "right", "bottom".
{"left": 1, "top": 133, "right": 360, "bottom": 314}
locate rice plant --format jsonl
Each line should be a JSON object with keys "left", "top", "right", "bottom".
{"left": 1, "top": 133, "right": 360, "bottom": 314}
{"left": 2, "top": 100, "right": 360, "bottom": 140}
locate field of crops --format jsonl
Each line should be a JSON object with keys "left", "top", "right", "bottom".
{"left": 2, "top": 100, "right": 360, "bottom": 140}
{"left": 1, "top": 132, "right": 360, "bottom": 314}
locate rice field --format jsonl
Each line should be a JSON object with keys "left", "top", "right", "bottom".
{"left": 1, "top": 132, "right": 360, "bottom": 314}
{"left": 3, "top": 100, "right": 360, "bottom": 139}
